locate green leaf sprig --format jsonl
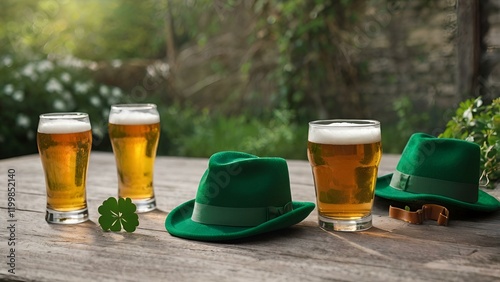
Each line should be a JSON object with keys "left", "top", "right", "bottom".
{"left": 98, "top": 197, "right": 139, "bottom": 232}
{"left": 439, "top": 97, "right": 500, "bottom": 188}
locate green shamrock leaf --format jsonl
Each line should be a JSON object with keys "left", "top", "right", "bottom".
{"left": 98, "top": 197, "right": 139, "bottom": 232}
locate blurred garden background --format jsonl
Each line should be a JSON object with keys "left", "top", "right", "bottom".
{"left": 0, "top": 0, "right": 499, "bottom": 177}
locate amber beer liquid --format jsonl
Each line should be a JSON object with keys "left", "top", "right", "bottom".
{"left": 37, "top": 113, "right": 91, "bottom": 224}
{"left": 108, "top": 104, "right": 160, "bottom": 213}
{"left": 307, "top": 120, "right": 381, "bottom": 231}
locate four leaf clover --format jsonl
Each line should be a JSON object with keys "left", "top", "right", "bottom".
{"left": 98, "top": 197, "right": 139, "bottom": 232}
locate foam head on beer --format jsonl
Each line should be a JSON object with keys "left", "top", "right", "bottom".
{"left": 109, "top": 110, "right": 160, "bottom": 125}
{"left": 38, "top": 118, "right": 91, "bottom": 134}
{"left": 308, "top": 122, "right": 380, "bottom": 145}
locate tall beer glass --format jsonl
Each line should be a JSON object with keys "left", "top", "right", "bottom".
{"left": 108, "top": 104, "right": 160, "bottom": 213}
{"left": 37, "top": 113, "right": 92, "bottom": 224}
{"left": 307, "top": 120, "right": 382, "bottom": 231}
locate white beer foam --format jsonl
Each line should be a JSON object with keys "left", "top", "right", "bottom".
{"left": 308, "top": 122, "right": 380, "bottom": 145}
{"left": 109, "top": 111, "right": 160, "bottom": 125}
{"left": 38, "top": 119, "right": 91, "bottom": 134}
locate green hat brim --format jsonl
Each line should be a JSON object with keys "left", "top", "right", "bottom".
{"left": 375, "top": 174, "right": 500, "bottom": 212}
{"left": 165, "top": 200, "right": 315, "bottom": 242}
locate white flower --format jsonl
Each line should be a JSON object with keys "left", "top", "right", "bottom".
{"left": 476, "top": 99, "right": 483, "bottom": 107}
{"left": 74, "top": 81, "right": 92, "bottom": 94}
{"left": 4, "top": 84, "right": 14, "bottom": 95}
{"left": 147, "top": 65, "right": 156, "bottom": 77}
{"left": 37, "top": 60, "right": 54, "bottom": 73}
{"left": 46, "top": 78, "right": 64, "bottom": 93}
{"left": 12, "top": 90, "right": 24, "bottom": 102}
{"left": 59, "top": 56, "right": 85, "bottom": 69}
{"left": 111, "top": 60, "right": 122, "bottom": 68}
{"left": 53, "top": 99, "right": 66, "bottom": 110}
{"left": 16, "top": 114, "right": 30, "bottom": 128}
{"left": 463, "top": 107, "right": 473, "bottom": 121}
{"left": 462, "top": 107, "right": 477, "bottom": 126}
{"left": 90, "top": 96, "right": 101, "bottom": 107}
{"left": 99, "top": 85, "right": 110, "bottom": 96}
{"left": 2, "top": 56, "right": 13, "bottom": 67}
{"left": 157, "top": 62, "right": 169, "bottom": 78}
{"left": 159, "top": 62, "right": 169, "bottom": 72}
{"left": 88, "top": 62, "right": 98, "bottom": 71}
{"left": 60, "top": 72, "right": 71, "bottom": 83}
{"left": 112, "top": 87, "right": 122, "bottom": 97}
{"left": 21, "top": 63, "right": 37, "bottom": 80}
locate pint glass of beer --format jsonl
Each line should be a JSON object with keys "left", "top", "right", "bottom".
{"left": 108, "top": 104, "right": 160, "bottom": 213}
{"left": 37, "top": 112, "right": 92, "bottom": 224}
{"left": 307, "top": 120, "right": 382, "bottom": 231}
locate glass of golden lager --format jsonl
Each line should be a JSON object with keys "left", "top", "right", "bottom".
{"left": 307, "top": 120, "right": 382, "bottom": 231}
{"left": 37, "top": 112, "right": 92, "bottom": 224}
{"left": 108, "top": 104, "right": 160, "bottom": 213}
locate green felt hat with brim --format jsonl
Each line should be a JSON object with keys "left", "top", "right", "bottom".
{"left": 375, "top": 133, "right": 500, "bottom": 212}
{"left": 165, "top": 151, "right": 315, "bottom": 241}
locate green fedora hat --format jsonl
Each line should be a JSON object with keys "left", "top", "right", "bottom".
{"left": 165, "top": 151, "right": 315, "bottom": 241}
{"left": 375, "top": 133, "right": 500, "bottom": 212}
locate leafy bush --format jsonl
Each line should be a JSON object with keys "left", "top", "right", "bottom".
{"left": 159, "top": 104, "right": 307, "bottom": 159}
{"left": 0, "top": 55, "right": 126, "bottom": 158}
{"left": 0, "top": 54, "right": 306, "bottom": 161}
{"left": 439, "top": 97, "right": 500, "bottom": 188}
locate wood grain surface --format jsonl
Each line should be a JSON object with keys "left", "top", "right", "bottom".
{"left": 0, "top": 152, "right": 499, "bottom": 282}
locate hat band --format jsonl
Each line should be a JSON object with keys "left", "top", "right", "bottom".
{"left": 389, "top": 170, "right": 478, "bottom": 203}
{"left": 191, "top": 202, "right": 293, "bottom": 227}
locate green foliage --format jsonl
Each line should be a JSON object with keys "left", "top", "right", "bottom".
{"left": 252, "top": 0, "right": 367, "bottom": 120}
{"left": 0, "top": 0, "right": 464, "bottom": 161}
{"left": 379, "top": 96, "right": 432, "bottom": 154}
{"left": 0, "top": 0, "right": 41, "bottom": 57}
{"left": 391, "top": 96, "right": 429, "bottom": 150}
{"left": 0, "top": 55, "right": 126, "bottom": 158}
{"left": 381, "top": 126, "right": 407, "bottom": 154}
{"left": 98, "top": 197, "right": 139, "bottom": 232}
{"left": 0, "top": 51, "right": 307, "bottom": 160}
{"left": 439, "top": 97, "right": 500, "bottom": 188}
{"left": 159, "top": 104, "right": 307, "bottom": 159}
{"left": 0, "top": 0, "right": 215, "bottom": 60}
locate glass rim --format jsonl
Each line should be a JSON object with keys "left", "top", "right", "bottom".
{"left": 309, "top": 119, "right": 380, "bottom": 127}
{"left": 39, "top": 112, "right": 89, "bottom": 119}
{"left": 111, "top": 103, "right": 157, "bottom": 110}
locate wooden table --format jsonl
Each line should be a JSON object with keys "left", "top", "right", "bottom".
{"left": 1, "top": 152, "right": 499, "bottom": 281}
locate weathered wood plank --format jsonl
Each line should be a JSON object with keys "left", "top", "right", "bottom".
{"left": 457, "top": 0, "right": 481, "bottom": 100}
{"left": 1, "top": 153, "right": 499, "bottom": 282}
